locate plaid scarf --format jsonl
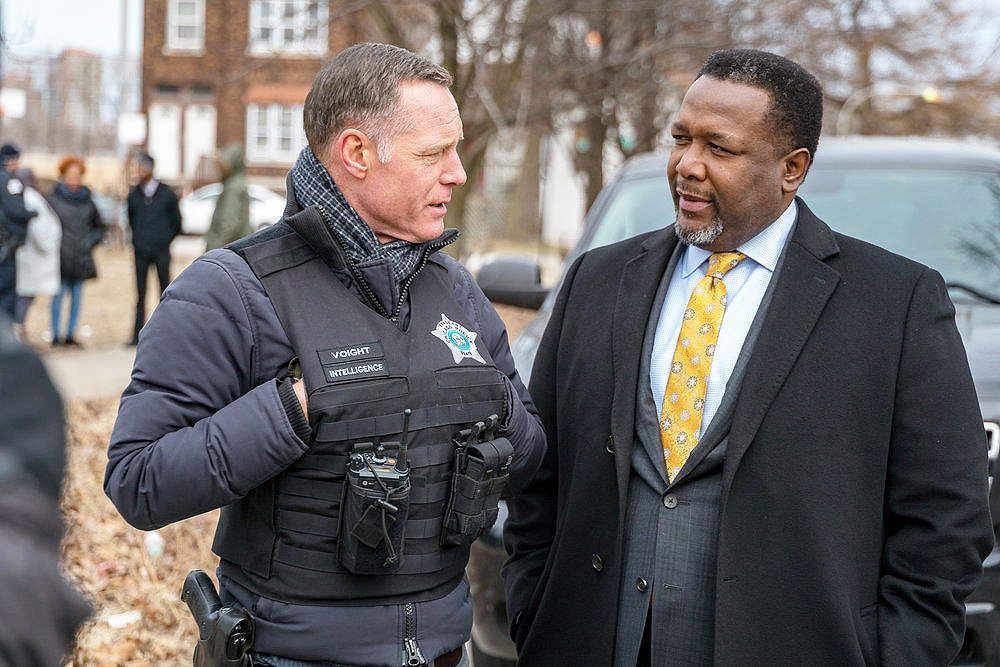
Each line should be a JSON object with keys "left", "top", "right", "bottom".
{"left": 289, "top": 147, "right": 424, "bottom": 284}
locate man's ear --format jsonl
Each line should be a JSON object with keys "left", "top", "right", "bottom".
{"left": 337, "top": 129, "right": 375, "bottom": 180}
{"left": 782, "top": 147, "right": 811, "bottom": 193}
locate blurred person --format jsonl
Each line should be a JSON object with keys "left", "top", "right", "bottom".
{"left": 13, "top": 167, "right": 61, "bottom": 340}
{"left": 125, "top": 152, "right": 181, "bottom": 346}
{"left": 47, "top": 155, "right": 103, "bottom": 347}
{"left": 0, "top": 311, "right": 92, "bottom": 664}
{"left": 503, "top": 49, "right": 992, "bottom": 665}
{"left": 106, "top": 43, "right": 545, "bottom": 667}
{"left": 205, "top": 143, "right": 251, "bottom": 250}
{"left": 0, "top": 143, "right": 37, "bottom": 322}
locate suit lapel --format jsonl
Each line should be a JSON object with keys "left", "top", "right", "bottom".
{"left": 722, "top": 201, "right": 841, "bottom": 494}
{"left": 611, "top": 229, "right": 678, "bottom": 511}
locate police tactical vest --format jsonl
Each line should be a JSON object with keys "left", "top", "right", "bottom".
{"left": 213, "top": 220, "right": 508, "bottom": 605}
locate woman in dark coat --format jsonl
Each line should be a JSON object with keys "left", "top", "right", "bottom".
{"left": 46, "top": 155, "right": 102, "bottom": 346}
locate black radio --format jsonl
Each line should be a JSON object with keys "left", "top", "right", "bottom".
{"left": 340, "top": 410, "right": 412, "bottom": 574}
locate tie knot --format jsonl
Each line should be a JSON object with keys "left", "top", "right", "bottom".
{"left": 707, "top": 251, "right": 746, "bottom": 279}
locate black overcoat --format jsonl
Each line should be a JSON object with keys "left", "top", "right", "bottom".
{"left": 47, "top": 185, "right": 102, "bottom": 282}
{"left": 503, "top": 199, "right": 993, "bottom": 665}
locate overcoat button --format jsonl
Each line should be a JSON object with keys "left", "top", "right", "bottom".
{"left": 636, "top": 577, "right": 648, "bottom": 592}
{"left": 663, "top": 494, "right": 678, "bottom": 509}
{"left": 591, "top": 554, "right": 604, "bottom": 572}
{"left": 605, "top": 436, "right": 615, "bottom": 454}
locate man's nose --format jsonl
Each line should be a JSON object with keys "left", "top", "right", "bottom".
{"left": 674, "top": 144, "right": 706, "bottom": 181}
{"left": 444, "top": 149, "right": 467, "bottom": 187}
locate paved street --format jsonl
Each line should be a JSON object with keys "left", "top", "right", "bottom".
{"left": 42, "top": 344, "right": 136, "bottom": 401}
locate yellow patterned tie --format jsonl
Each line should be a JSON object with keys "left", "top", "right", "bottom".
{"left": 660, "top": 251, "right": 746, "bottom": 482}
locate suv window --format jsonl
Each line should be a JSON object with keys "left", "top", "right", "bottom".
{"left": 582, "top": 164, "right": 1000, "bottom": 294}
{"left": 799, "top": 166, "right": 1000, "bottom": 291}
{"left": 586, "top": 177, "right": 671, "bottom": 252}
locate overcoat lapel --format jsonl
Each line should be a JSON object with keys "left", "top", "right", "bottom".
{"left": 722, "top": 200, "right": 841, "bottom": 495}
{"left": 610, "top": 228, "right": 678, "bottom": 512}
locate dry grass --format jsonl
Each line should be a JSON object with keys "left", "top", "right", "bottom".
{"left": 41, "top": 239, "right": 538, "bottom": 665}
{"left": 61, "top": 398, "right": 219, "bottom": 666}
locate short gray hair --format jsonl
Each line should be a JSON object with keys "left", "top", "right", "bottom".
{"left": 304, "top": 42, "right": 453, "bottom": 162}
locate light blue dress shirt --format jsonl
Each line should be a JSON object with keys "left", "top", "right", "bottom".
{"left": 650, "top": 201, "right": 798, "bottom": 433}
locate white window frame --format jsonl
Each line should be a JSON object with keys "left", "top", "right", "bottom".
{"left": 249, "top": 0, "right": 328, "bottom": 56}
{"left": 165, "top": 0, "right": 205, "bottom": 53}
{"left": 246, "top": 103, "right": 307, "bottom": 164}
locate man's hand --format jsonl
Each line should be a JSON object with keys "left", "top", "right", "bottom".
{"left": 292, "top": 378, "right": 308, "bottom": 414}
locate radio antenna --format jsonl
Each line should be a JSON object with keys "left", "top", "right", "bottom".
{"left": 397, "top": 409, "right": 412, "bottom": 470}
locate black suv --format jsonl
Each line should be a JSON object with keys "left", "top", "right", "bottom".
{"left": 474, "top": 136, "right": 1000, "bottom": 666}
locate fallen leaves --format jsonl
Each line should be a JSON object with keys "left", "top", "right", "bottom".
{"left": 61, "top": 398, "right": 219, "bottom": 666}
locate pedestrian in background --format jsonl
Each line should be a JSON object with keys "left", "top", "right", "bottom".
{"left": 205, "top": 143, "right": 251, "bottom": 250}
{"left": 125, "top": 152, "right": 181, "bottom": 346}
{"left": 0, "top": 143, "right": 36, "bottom": 322}
{"left": 47, "top": 155, "right": 103, "bottom": 347}
{"left": 13, "top": 167, "right": 61, "bottom": 341}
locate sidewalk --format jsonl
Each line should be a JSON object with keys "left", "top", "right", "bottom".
{"left": 41, "top": 344, "right": 136, "bottom": 401}
{"left": 27, "top": 238, "right": 207, "bottom": 403}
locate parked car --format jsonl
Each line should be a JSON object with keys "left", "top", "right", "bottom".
{"left": 178, "top": 182, "right": 286, "bottom": 235}
{"left": 475, "top": 136, "right": 1000, "bottom": 666}
{"left": 91, "top": 192, "right": 127, "bottom": 245}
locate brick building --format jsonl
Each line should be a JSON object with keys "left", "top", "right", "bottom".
{"left": 141, "top": 0, "right": 372, "bottom": 188}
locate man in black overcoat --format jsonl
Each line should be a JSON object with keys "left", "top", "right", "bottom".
{"left": 126, "top": 152, "right": 181, "bottom": 345}
{"left": 503, "top": 49, "right": 993, "bottom": 666}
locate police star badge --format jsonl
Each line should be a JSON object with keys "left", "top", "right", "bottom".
{"left": 431, "top": 314, "right": 487, "bottom": 365}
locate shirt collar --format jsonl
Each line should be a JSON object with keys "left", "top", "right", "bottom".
{"left": 142, "top": 179, "right": 159, "bottom": 199}
{"left": 679, "top": 199, "right": 798, "bottom": 278}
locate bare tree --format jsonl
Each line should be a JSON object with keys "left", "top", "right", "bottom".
{"left": 345, "top": 0, "right": 1000, "bottom": 248}
{"left": 732, "top": 0, "right": 1000, "bottom": 139}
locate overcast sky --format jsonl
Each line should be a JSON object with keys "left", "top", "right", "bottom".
{"left": 2, "top": 0, "right": 143, "bottom": 59}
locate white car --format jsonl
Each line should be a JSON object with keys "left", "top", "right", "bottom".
{"left": 179, "top": 183, "right": 286, "bottom": 235}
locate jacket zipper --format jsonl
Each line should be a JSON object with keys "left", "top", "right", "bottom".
{"left": 390, "top": 235, "right": 454, "bottom": 323}
{"left": 339, "top": 233, "right": 457, "bottom": 325}
{"left": 343, "top": 249, "right": 390, "bottom": 318}
{"left": 403, "top": 602, "right": 426, "bottom": 666}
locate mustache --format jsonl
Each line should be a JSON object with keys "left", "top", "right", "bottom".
{"left": 673, "top": 183, "right": 718, "bottom": 207}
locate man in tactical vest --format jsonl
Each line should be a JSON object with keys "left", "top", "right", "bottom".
{"left": 105, "top": 43, "right": 546, "bottom": 667}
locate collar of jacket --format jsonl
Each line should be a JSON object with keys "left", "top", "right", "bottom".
{"left": 280, "top": 173, "right": 459, "bottom": 319}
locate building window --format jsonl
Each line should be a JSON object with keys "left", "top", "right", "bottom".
{"left": 166, "top": 0, "right": 205, "bottom": 52}
{"left": 246, "top": 104, "right": 307, "bottom": 163}
{"left": 249, "top": 0, "right": 328, "bottom": 55}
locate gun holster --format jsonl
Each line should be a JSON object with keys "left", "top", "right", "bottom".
{"left": 182, "top": 570, "right": 255, "bottom": 666}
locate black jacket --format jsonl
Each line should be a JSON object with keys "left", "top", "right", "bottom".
{"left": 106, "top": 178, "right": 546, "bottom": 664}
{"left": 503, "top": 200, "right": 992, "bottom": 665}
{"left": 47, "top": 183, "right": 103, "bottom": 282}
{"left": 126, "top": 181, "right": 180, "bottom": 254}
{"left": 0, "top": 168, "right": 35, "bottom": 249}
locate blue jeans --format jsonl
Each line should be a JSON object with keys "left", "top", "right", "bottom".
{"left": 51, "top": 279, "right": 83, "bottom": 339}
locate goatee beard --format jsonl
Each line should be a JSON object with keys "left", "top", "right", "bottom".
{"left": 675, "top": 214, "right": 724, "bottom": 247}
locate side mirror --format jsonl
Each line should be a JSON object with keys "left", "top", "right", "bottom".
{"left": 476, "top": 255, "right": 550, "bottom": 310}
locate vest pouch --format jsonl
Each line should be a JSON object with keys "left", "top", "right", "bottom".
{"left": 441, "top": 435, "right": 514, "bottom": 547}
{"left": 339, "top": 443, "right": 410, "bottom": 574}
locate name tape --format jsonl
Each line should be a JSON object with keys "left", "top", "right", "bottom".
{"left": 317, "top": 341, "right": 385, "bottom": 366}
